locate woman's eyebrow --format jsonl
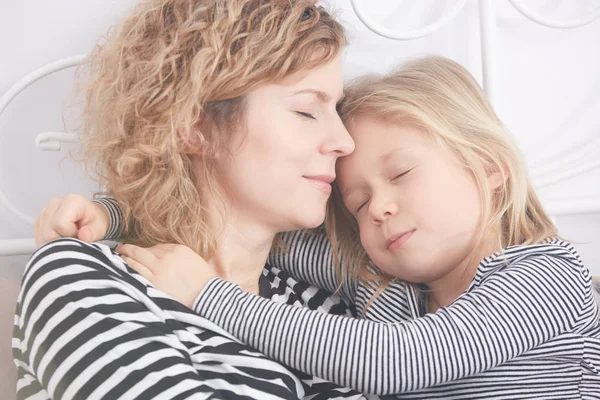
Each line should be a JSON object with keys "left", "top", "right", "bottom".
{"left": 292, "top": 89, "right": 345, "bottom": 104}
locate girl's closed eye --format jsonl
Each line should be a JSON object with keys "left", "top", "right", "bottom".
{"left": 391, "top": 167, "right": 414, "bottom": 182}
{"left": 354, "top": 197, "right": 370, "bottom": 215}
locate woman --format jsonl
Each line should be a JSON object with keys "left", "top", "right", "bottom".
{"left": 13, "top": 0, "right": 372, "bottom": 399}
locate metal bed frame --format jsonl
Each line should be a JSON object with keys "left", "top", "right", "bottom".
{"left": 1, "top": 0, "right": 599, "bottom": 257}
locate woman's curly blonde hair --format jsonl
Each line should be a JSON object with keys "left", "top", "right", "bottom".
{"left": 78, "top": 0, "right": 345, "bottom": 258}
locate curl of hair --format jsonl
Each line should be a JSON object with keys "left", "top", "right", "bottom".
{"left": 76, "top": 0, "right": 345, "bottom": 257}
{"left": 329, "top": 56, "right": 557, "bottom": 306}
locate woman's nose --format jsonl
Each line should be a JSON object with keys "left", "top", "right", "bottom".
{"left": 322, "top": 116, "right": 355, "bottom": 157}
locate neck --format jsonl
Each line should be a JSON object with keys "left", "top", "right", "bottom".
{"left": 196, "top": 173, "right": 279, "bottom": 295}
{"left": 206, "top": 209, "right": 276, "bottom": 296}
{"left": 425, "top": 233, "right": 502, "bottom": 313}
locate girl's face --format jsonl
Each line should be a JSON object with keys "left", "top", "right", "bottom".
{"left": 337, "top": 117, "right": 483, "bottom": 285}
{"left": 218, "top": 54, "right": 354, "bottom": 234}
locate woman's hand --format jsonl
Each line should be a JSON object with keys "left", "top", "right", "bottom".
{"left": 34, "top": 194, "right": 110, "bottom": 246}
{"left": 116, "top": 243, "right": 217, "bottom": 309}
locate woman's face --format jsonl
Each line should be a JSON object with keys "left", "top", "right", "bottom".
{"left": 218, "top": 54, "right": 354, "bottom": 233}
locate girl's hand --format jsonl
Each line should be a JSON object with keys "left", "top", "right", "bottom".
{"left": 116, "top": 243, "right": 217, "bottom": 309}
{"left": 34, "top": 194, "right": 110, "bottom": 246}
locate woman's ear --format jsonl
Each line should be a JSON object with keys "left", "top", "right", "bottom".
{"left": 177, "top": 125, "right": 206, "bottom": 154}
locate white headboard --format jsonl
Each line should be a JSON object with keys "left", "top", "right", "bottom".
{"left": 1, "top": 0, "right": 599, "bottom": 259}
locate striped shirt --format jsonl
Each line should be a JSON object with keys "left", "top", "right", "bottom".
{"left": 195, "top": 230, "right": 600, "bottom": 399}
{"left": 12, "top": 238, "right": 375, "bottom": 399}
{"left": 91, "top": 198, "right": 600, "bottom": 398}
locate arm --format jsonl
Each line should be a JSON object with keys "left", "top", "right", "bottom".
{"left": 92, "top": 196, "right": 123, "bottom": 241}
{"left": 13, "top": 239, "right": 304, "bottom": 400}
{"left": 34, "top": 194, "right": 120, "bottom": 246}
{"left": 194, "top": 248, "right": 591, "bottom": 395}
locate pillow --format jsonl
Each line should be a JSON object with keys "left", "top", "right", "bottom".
{"left": 0, "top": 278, "right": 20, "bottom": 400}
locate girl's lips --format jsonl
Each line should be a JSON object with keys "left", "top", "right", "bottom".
{"left": 387, "top": 229, "right": 415, "bottom": 252}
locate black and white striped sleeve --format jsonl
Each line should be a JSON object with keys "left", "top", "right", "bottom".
{"left": 194, "top": 249, "right": 592, "bottom": 395}
{"left": 89, "top": 198, "right": 360, "bottom": 304}
{"left": 13, "top": 239, "right": 304, "bottom": 400}
{"left": 268, "top": 229, "right": 358, "bottom": 304}
{"left": 92, "top": 196, "right": 123, "bottom": 241}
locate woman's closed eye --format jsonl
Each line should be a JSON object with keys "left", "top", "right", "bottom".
{"left": 295, "top": 111, "right": 316, "bottom": 120}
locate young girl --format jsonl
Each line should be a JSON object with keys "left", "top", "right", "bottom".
{"left": 37, "top": 56, "right": 600, "bottom": 398}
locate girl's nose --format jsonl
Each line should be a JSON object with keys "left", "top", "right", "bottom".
{"left": 369, "top": 195, "right": 399, "bottom": 224}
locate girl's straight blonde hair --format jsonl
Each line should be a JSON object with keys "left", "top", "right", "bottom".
{"left": 78, "top": 0, "right": 346, "bottom": 258}
{"left": 328, "top": 56, "right": 557, "bottom": 296}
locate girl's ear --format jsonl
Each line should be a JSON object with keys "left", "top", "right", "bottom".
{"left": 486, "top": 163, "right": 509, "bottom": 190}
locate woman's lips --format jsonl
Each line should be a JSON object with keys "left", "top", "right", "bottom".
{"left": 304, "top": 175, "right": 334, "bottom": 194}
{"left": 387, "top": 229, "right": 415, "bottom": 252}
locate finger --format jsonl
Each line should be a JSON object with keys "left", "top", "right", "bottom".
{"left": 76, "top": 199, "right": 110, "bottom": 242}
{"left": 116, "top": 244, "right": 158, "bottom": 271}
{"left": 39, "top": 198, "right": 63, "bottom": 244}
{"left": 51, "top": 194, "right": 93, "bottom": 239}
{"left": 50, "top": 204, "right": 80, "bottom": 239}
{"left": 148, "top": 243, "right": 181, "bottom": 257}
{"left": 121, "top": 256, "right": 153, "bottom": 280}
{"left": 45, "top": 197, "right": 63, "bottom": 216}
{"left": 147, "top": 246, "right": 167, "bottom": 259}
{"left": 153, "top": 243, "right": 190, "bottom": 259}
{"left": 77, "top": 226, "right": 94, "bottom": 243}
{"left": 152, "top": 243, "right": 179, "bottom": 251}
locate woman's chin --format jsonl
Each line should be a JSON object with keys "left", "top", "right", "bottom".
{"left": 291, "top": 212, "right": 326, "bottom": 231}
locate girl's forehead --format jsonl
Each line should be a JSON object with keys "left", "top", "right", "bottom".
{"left": 347, "top": 122, "right": 427, "bottom": 158}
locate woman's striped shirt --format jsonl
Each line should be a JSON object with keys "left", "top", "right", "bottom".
{"left": 12, "top": 237, "right": 376, "bottom": 399}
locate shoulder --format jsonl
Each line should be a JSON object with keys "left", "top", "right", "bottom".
{"left": 508, "top": 238, "right": 582, "bottom": 263}
{"left": 477, "top": 238, "right": 590, "bottom": 291}
{"left": 484, "top": 239, "right": 583, "bottom": 273}
{"left": 26, "top": 238, "right": 125, "bottom": 274}
{"left": 20, "top": 238, "right": 137, "bottom": 298}
{"left": 16, "top": 239, "right": 155, "bottom": 333}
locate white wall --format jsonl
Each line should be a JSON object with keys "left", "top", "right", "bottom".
{"left": 0, "top": 0, "right": 139, "bottom": 278}
{"left": 1, "top": 0, "right": 599, "bottom": 279}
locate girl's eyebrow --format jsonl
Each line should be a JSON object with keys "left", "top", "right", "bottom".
{"left": 341, "top": 183, "right": 363, "bottom": 198}
{"left": 379, "top": 147, "right": 414, "bottom": 164}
